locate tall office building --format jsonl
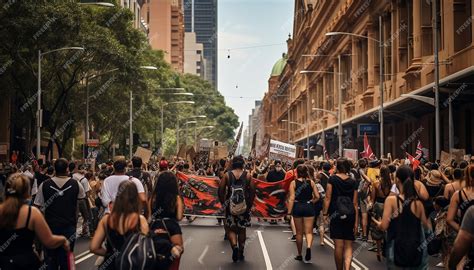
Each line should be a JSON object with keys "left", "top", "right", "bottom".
{"left": 141, "top": 0, "right": 184, "bottom": 73}
{"left": 184, "top": 0, "right": 217, "bottom": 87}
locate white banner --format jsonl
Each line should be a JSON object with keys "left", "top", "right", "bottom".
{"left": 343, "top": 149, "right": 358, "bottom": 161}
{"left": 269, "top": 139, "right": 296, "bottom": 160}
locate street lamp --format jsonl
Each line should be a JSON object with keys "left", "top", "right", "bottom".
{"left": 300, "top": 65, "right": 344, "bottom": 158}
{"left": 327, "top": 16, "right": 386, "bottom": 158}
{"left": 129, "top": 65, "right": 158, "bottom": 159}
{"left": 160, "top": 101, "right": 195, "bottom": 151}
{"left": 78, "top": 2, "right": 115, "bottom": 7}
{"left": 37, "top": 46, "right": 85, "bottom": 160}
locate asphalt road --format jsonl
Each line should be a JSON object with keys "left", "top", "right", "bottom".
{"left": 73, "top": 218, "right": 442, "bottom": 269}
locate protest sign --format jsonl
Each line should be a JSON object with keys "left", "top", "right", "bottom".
{"left": 134, "top": 146, "right": 152, "bottom": 163}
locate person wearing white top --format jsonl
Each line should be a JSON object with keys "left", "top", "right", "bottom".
{"left": 100, "top": 159, "right": 147, "bottom": 216}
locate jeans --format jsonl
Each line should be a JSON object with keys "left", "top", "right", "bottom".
{"left": 44, "top": 225, "right": 76, "bottom": 270}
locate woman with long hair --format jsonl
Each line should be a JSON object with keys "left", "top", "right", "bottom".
{"left": 447, "top": 165, "right": 474, "bottom": 232}
{"left": 370, "top": 165, "right": 392, "bottom": 260}
{"left": 374, "top": 165, "right": 431, "bottom": 269}
{"left": 323, "top": 158, "right": 358, "bottom": 270}
{"left": 0, "top": 173, "right": 69, "bottom": 270}
{"left": 150, "top": 171, "right": 184, "bottom": 270}
{"left": 287, "top": 164, "right": 320, "bottom": 262}
{"left": 90, "top": 181, "right": 149, "bottom": 270}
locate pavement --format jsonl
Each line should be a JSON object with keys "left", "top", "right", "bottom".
{"left": 73, "top": 218, "right": 442, "bottom": 269}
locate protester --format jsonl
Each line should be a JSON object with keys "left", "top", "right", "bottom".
{"left": 374, "top": 165, "right": 432, "bottom": 269}
{"left": 149, "top": 171, "right": 185, "bottom": 270}
{"left": 323, "top": 158, "right": 358, "bottom": 270}
{"left": 370, "top": 165, "right": 392, "bottom": 257}
{"left": 448, "top": 205, "right": 474, "bottom": 270}
{"left": 266, "top": 160, "right": 285, "bottom": 182}
{"left": 218, "top": 155, "right": 256, "bottom": 262}
{"left": 100, "top": 159, "right": 147, "bottom": 216}
{"left": 90, "top": 181, "right": 149, "bottom": 270}
{"left": 447, "top": 165, "right": 474, "bottom": 232}
{"left": 0, "top": 173, "right": 70, "bottom": 270}
{"left": 126, "top": 156, "right": 153, "bottom": 202}
{"left": 73, "top": 164, "right": 92, "bottom": 237}
{"left": 34, "top": 158, "right": 85, "bottom": 270}
{"left": 444, "top": 168, "right": 465, "bottom": 199}
{"left": 287, "top": 164, "right": 320, "bottom": 262}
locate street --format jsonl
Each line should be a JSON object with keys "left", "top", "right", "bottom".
{"left": 73, "top": 218, "right": 440, "bottom": 270}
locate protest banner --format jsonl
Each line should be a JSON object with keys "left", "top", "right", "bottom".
{"left": 176, "top": 172, "right": 224, "bottom": 217}
{"left": 252, "top": 174, "right": 293, "bottom": 219}
{"left": 268, "top": 139, "right": 296, "bottom": 163}
{"left": 134, "top": 146, "right": 152, "bottom": 163}
{"left": 343, "top": 149, "right": 358, "bottom": 161}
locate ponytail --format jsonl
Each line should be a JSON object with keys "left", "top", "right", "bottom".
{"left": 396, "top": 165, "right": 416, "bottom": 199}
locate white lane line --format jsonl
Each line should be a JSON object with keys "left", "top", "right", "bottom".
{"left": 198, "top": 245, "right": 209, "bottom": 264}
{"left": 75, "top": 253, "right": 95, "bottom": 264}
{"left": 256, "top": 230, "right": 273, "bottom": 270}
{"left": 75, "top": 250, "right": 90, "bottom": 260}
{"left": 323, "top": 236, "right": 369, "bottom": 270}
{"left": 282, "top": 230, "right": 293, "bottom": 233}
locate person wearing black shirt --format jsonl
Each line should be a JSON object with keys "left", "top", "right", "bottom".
{"left": 266, "top": 160, "right": 285, "bottom": 182}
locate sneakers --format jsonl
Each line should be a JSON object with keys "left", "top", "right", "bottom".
{"left": 435, "top": 262, "right": 444, "bottom": 268}
{"left": 238, "top": 248, "right": 245, "bottom": 261}
{"left": 289, "top": 235, "right": 296, "bottom": 242}
{"left": 294, "top": 255, "right": 303, "bottom": 261}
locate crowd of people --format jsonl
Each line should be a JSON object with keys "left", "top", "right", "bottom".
{"left": 0, "top": 153, "right": 473, "bottom": 269}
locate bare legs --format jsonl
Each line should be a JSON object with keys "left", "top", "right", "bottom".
{"left": 293, "top": 216, "right": 315, "bottom": 261}
{"left": 333, "top": 239, "right": 353, "bottom": 270}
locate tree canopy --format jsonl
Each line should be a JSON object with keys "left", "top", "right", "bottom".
{"left": 0, "top": 1, "right": 238, "bottom": 161}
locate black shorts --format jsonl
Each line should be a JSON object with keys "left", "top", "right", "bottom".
{"left": 292, "top": 202, "right": 315, "bottom": 218}
{"left": 314, "top": 201, "right": 323, "bottom": 217}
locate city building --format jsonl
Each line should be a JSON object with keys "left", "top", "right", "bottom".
{"left": 184, "top": 0, "right": 218, "bottom": 87}
{"left": 261, "top": 0, "right": 474, "bottom": 160}
{"left": 142, "top": 0, "right": 184, "bottom": 72}
{"left": 184, "top": 32, "right": 206, "bottom": 78}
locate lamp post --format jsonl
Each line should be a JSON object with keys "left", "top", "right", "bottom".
{"left": 300, "top": 67, "right": 343, "bottom": 157}
{"left": 160, "top": 101, "right": 195, "bottom": 151}
{"left": 37, "top": 46, "right": 85, "bottom": 159}
{"left": 129, "top": 65, "right": 158, "bottom": 159}
{"left": 78, "top": 2, "right": 115, "bottom": 7}
{"left": 327, "top": 16, "right": 386, "bottom": 157}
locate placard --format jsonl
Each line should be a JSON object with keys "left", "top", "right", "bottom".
{"left": 343, "top": 149, "right": 358, "bottom": 161}
{"left": 134, "top": 146, "right": 152, "bottom": 163}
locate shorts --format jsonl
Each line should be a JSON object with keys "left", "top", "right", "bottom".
{"left": 359, "top": 200, "right": 368, "bottom": 213}
{"left": 292, "top": 202, "right": 315, "bottom": 218}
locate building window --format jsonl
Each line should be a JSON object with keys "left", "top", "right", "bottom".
{"left": 356, "top": 38, "right": 368, "bottom": 94}
{"left": 197, "top": 50, "right": 202, "bottom": 54}
{"left": 453, "top": 0, "right": 472, "bottom": 52}
{"left": 421, "top": 0, "right": 433, "bottom": 56}
{"left": 399, "top": 0, "right": 409, "bottom": 71}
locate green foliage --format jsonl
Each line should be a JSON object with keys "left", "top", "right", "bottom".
{"left": 0, "top": 1, "right": 239, "bottom": 160}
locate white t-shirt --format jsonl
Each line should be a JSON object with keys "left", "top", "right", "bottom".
{"left": 73, "top": 172, "right": 91, "bottom": 193}
{"left": 100, "top": 174, "right": 145, "bottom": 213}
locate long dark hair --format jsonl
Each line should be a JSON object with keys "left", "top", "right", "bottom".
{"left": 0, "top": 174, "right": 31, "bottom": 229}
{"left": 466, "top": 165, "right": 474, "bottom": 188}
{"left": 395, "top": 165, "right": 417, "bottom": 199}
{"left": 380, "top": 166, "right": 392, "bottom": 192}
{"left": 152, "top": 172, "right": 179, "bottom": 217}
{"left": 109, "top": 181, "right": 140, "bottom": 230}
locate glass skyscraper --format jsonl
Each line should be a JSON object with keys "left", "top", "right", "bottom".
{"left": 184, "top": 0, "right": 217, "bottom": 88}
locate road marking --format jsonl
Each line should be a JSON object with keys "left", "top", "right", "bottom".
{"left": 75, "top": 250, "right": 90, "bottom": 260}
{"left": 75, "top": 253, "right": 95, "bottom": 264}
{"left": 198, "top": 245, "right": 209, "bottom": 264}
{"left": 282, "top": 230, "right": 293, "bottom": 233}
{"left": 323, "top": 236, "right": 369, "bottom": 270}
{"left": 256, "top": 230, "right": 273, "bottom": 270}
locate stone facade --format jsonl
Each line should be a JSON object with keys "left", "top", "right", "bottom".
{"left": 262, "top": 0, "right": 474, "bottom": 160}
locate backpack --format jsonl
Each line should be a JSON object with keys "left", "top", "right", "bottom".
{"left": 228, "top": 171, "right": 248, "bottom": 216}
{"left": 107, "top": 219, "right": 163, "bottom": 270}
{"left": 394, "top": 197, "right": 422, "bottom": 267}
{"left": 334, "top": 177, "right": 355, "bottom": 220}
{"left": 136, "top": 172, "right": 149, "bottom": 196}
{"left": 149, "top": 218, "right": 173, "bottom": 269}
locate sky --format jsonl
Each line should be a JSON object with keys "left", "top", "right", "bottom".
{"left": 218, "top": 0, "right": 294, "bottom": 130}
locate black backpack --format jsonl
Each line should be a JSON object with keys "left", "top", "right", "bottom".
{"left": 106, "top": 220, "right": 163, "bottom": 270}
{"left": 335, "top": 196, "right": 355, "bottom": 219}
{"left": 394, "top": 197, "right": 422, "bottom": 267}
{"left": 149, "top": 218, "right": 173, "bottom": 269}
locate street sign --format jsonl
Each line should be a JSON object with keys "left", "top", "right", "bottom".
{"left": 357, "top": 123, "right": 379, "bottom": 136}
